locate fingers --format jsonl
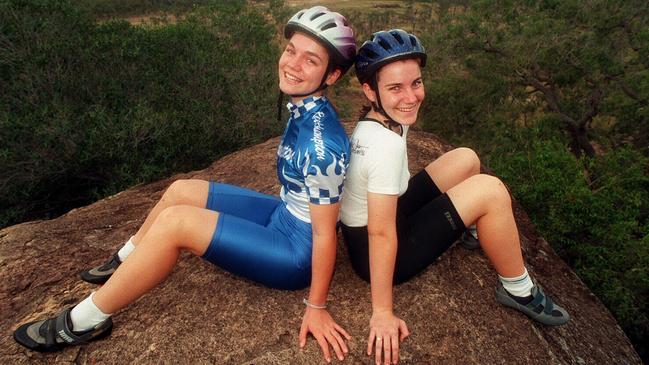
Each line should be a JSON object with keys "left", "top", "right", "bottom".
{"left": 324, "top": 332, "right": 345, "bottom": 361}
{"left": 334, "top": 323, "right": 352, "bottom": 340}
{"left": 399, "top": 320, "right": 410, "bottom": 342}
{"left": 391, "top": 336, "right": 399, "bottom": 364}
{"left": 315, "top": 334, "right": 332, "bottom": 363}
{"left": 299, "top": 322, "right": 308, "bottom": 348}
{"left": 384, "top": 336, "right": 392, "bottom": 365}
{"left": 331, "top": 329, "right": 349, "bottom": 355}
{"left": 367, "top": 330, "right": 376, "bottom": 356}
{"left": 375, "top": 336, "right": 382, "bottom": 365}
{"left": 370, "top": 331, "right": 401, "bottom": 364}
{"left": 300, "top": 311, "right": 351, "bottom": 363}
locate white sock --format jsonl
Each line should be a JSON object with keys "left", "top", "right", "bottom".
{"left": 499, "top": 268, "right": 534, "bottom": 297}
{"left": 468, "top": 224, "right": 478, "bottom": 239}
{"left": 70, "top": 292, "right": 112, "bottom": 332}
{"left": 117, "top": 236, "right": 136, "bottom": 262}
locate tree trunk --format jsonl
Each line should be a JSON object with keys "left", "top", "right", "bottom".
{"left": 567, "top": 124, "right": 596, "bottom": 158}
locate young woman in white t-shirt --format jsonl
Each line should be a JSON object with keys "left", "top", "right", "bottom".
{"left": 340, "top": 29, "right": 569, "bottom": 365}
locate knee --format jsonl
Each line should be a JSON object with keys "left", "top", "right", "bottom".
{"left": 154, "top": 205, "right": 191, "bottom": 237}
{"left": 455, "top": 147, "right": 480, "bottom": 174}
{"left": 473, "top": 174, "right": 511, "bottom": 206}
{"left": 162, "top": 179, "right": 194, "bottom": 204}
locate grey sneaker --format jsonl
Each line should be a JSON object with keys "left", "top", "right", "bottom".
{"left": 460, "top": 230, "right": 480, "bottom": 250}
{"left": 79, "top": 252, "right": 121, "bottom": 284}
{"left": 14, "top": 307, "right": 113, "bottom": 352}
{"left": 495, "top": 281, "right": 569, "bottom": 326}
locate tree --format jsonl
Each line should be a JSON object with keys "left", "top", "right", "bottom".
{"left": 432, "top": 0, "right": 649, "bottom": 157}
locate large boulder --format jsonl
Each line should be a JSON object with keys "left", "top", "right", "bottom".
{"left": 0, "top": 125, "right": 641, "bottom": 364}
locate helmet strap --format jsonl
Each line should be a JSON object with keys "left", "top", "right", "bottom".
{"left": 369, "top": 75, "right": 400, "bottom": 126}
{"left": 367, "top": 75, "right": 403, "bottom": 135}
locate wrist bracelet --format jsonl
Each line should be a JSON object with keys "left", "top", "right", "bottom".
{"left": 303, "top": 298, "right": 327, "bottom": 309}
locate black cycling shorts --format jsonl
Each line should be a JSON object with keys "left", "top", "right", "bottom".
{"left": 341, "top": 170, "right": 466, "bottom": 284}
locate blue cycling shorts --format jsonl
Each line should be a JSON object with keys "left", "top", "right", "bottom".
{"left": 202, "top": 182, "right": 313, "bottom": 290}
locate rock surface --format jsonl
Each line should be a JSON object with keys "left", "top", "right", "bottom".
{"left": 0, "top": 124, "right": 642, "bottom": 364}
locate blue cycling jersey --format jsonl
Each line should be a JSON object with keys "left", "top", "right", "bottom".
{"left": 201, "top": 96, "right": 349, "bottom": 289}
{"left": 277, "top": 96, "right": 350, "bottom": 223}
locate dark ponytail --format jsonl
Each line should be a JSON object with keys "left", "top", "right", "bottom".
{"left": 358, "top": 104, "right": 372, "bottom": 121}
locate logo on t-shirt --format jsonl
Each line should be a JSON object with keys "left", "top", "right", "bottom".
{"left": 311, "top": 111, "right": 326, "bottom": 161}
{"left": 278, "top": 144, "right": 295, "bottom": 161}
{"left": 351, "top": 138, "right": 368, "bottom": 156}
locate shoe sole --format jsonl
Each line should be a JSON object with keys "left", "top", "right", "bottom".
{"left": 79, "top": 272, "right": 111, "bottom": 285}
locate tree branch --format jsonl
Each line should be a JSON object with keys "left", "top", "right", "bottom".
{"left": 482, "top": 39, "right": 507, "bottom": 57}
{"left": 520, "top": 70, "right": 579, "bottom": 130}
{"left": 579, "top": 86, "right": 603, "bottom": 128}
{"left": 605, "top": 75, "right": 647, "bottom": 105}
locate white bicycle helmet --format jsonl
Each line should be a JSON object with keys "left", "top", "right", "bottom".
{"left": 284, "top": 6, "right": 356, "bottom": 74}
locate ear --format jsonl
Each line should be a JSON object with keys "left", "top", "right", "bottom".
{"left": 325, "top": 68, "right": 342, "bottom": 86}
{"left": 362, "top": 82, "right": 377, "bottom": 103}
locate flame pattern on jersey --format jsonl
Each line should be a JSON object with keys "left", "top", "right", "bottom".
{"left": 277, "top": 96, "right": 350, "bottom": 223}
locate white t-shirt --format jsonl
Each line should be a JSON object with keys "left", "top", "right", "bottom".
{"left": 340, "top": 120, "right": 410, "bottom": 227}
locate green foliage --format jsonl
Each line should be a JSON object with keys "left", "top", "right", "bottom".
{"left": 0, "top": 0, "right": 282, "bottom": 227}
{"left": 488, "top": 129, "right": 649, "bottom": 360}
{"left": 76, "top": 0, "right": 211, "bottom": 18}
{"left": 430, "top": 0, "right": 649, "bottom": 157}
{"left": 419, "top": 71, "right": 513, "bottom": 138}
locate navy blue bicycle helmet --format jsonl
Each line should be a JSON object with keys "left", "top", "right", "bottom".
{"left": 355, "top": 29, "right": 426, "bottom": 84}
{"left": 355, "top": 29, "right": 427, "bottom": 125}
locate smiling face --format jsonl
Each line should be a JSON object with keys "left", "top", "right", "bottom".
{"left": 363, "top": 58, "right": 424, "bottom": 125}
{"left": 278, "top": 32, "right": 341, "bottom": 102}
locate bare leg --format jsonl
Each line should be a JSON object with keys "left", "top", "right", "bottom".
{"left": 446, "top": 174, "right": 525, "bottom": 278}
{"left": 93, "top": 205, "right": 218, "bottom": 313}
{"left": 131, "top": 179, "right": 210, "bottom": 246}
{"left": 424, "top": 147, "right": 480, "bottom": 193}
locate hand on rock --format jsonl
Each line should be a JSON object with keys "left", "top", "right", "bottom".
{"left": 367, "top": 310, "right": 409, "bottom": 365}
{"left": 299, "top": 307, "right": 351, "bottom": 363}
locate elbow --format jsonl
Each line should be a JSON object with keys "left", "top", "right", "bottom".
{"left": 367, "top": 227, "right": 396, "bottom": 241}
{"left": 312, "top": 227, "right": 337, "bottom": 243}
{"left": 367, "top": 216, "right": 397, "bottom": 239}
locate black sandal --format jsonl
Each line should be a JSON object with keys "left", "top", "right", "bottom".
{"left": 14, "top": 307, "right": 113, "bottom": 352}
{"left": 459, "top": 230, "right": 480, "bottom": 250}
{"left": 80, "top": 252, "right": 122, "bottom": 284}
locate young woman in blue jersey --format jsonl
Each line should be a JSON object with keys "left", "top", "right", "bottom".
{"left": 14, "top": 6, "right": 355, "bottom": 362}
{"left": 340, "top": 29, "right": 569, "bottom": 365}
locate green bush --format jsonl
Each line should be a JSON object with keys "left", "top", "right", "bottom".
{"left": 76, "top": 0, "right": 211, "bottom": 19}
{"left": 489, "top": 132, "right": 649, "bottom": 359}
{"left": 0, "top": 0, "right": 282, "bottom": 227}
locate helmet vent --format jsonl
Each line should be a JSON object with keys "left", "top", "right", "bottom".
{"left": 310, "top": 12, "right": 326, "bottom": 21}
{"left": 378, "top": 39, "right": 391, "bottom": 51}
{"left": 409, "top": 35, "right": 418, "bottom": 47}
{"left": 392, "top": 32, "right": 404, "bottom": 45}
{"left": 321, "top": 22, "right": 337, "bottom": 31}
{"left": 360, "top": 48, "right": 379, "bottom": 59}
